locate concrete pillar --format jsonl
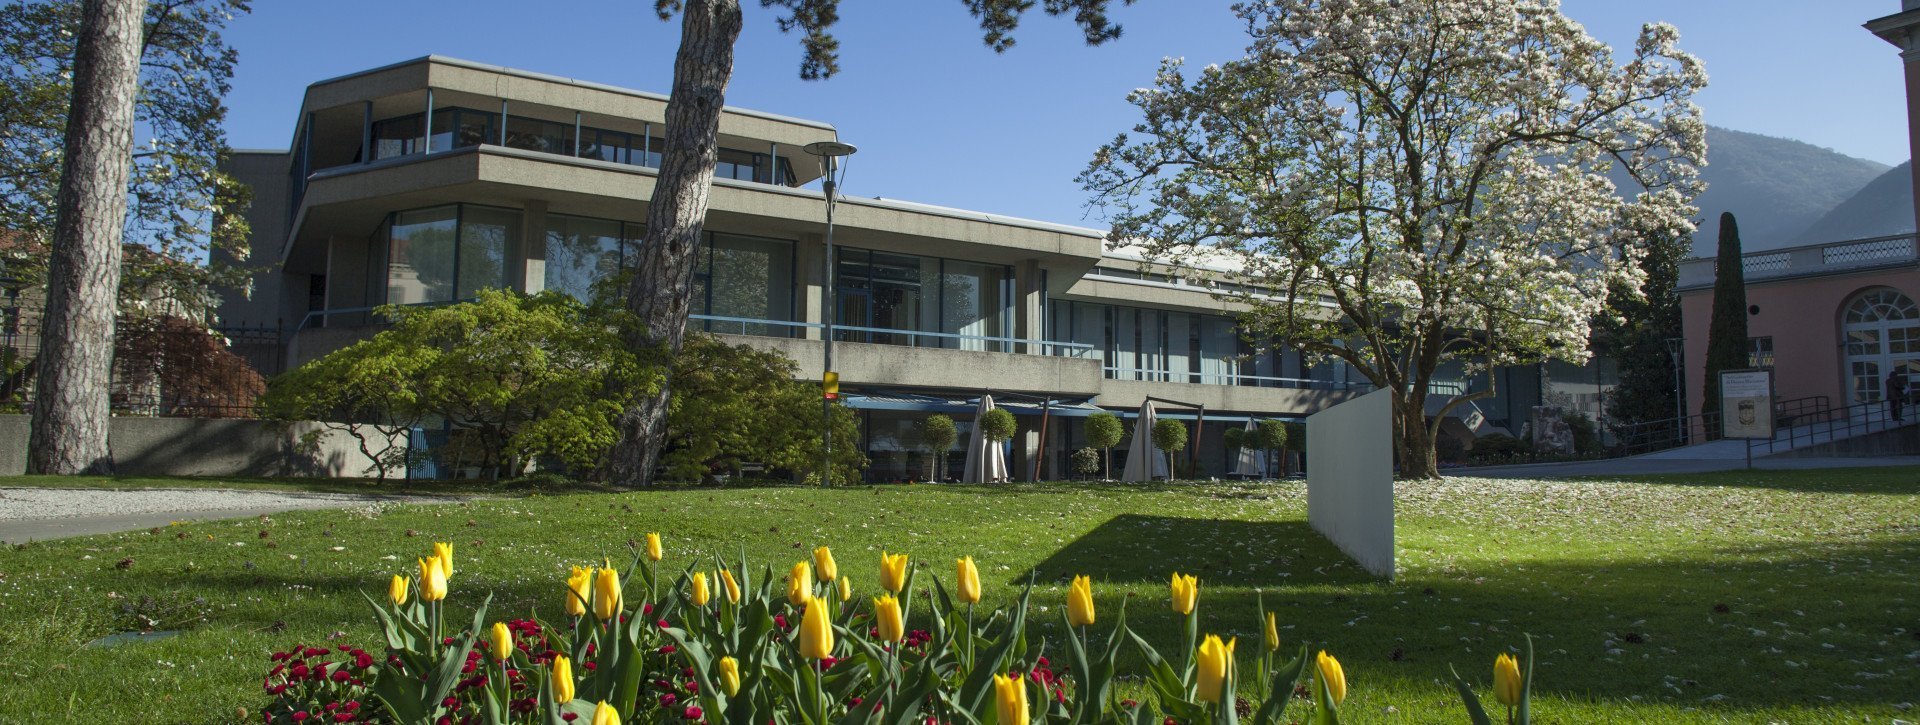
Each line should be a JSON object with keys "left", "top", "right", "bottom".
{"left": 795, "top": 233, "right": 825, "bottom": 340}
{"left": 1013, "top": 259, "right": 1044, "bottom": 354}
{"left": 1867, "top": 3, "right": 1920, "bottom": 234}
{"left": 519, "top": 200, "right": 549, "bottom": 294}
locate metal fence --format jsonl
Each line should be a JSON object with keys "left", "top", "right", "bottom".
{"left": 0, "top": 298, "right": 275, "bottom": 419}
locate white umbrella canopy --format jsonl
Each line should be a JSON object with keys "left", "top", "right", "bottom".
{"left": 1120, "top": 401, "right": 1169, "bottom": 481}
{"left": 1233, "top": 418, "right": 1267, "bottom": 478}
{"left": 960, "top": 395, "right": 1010, "bottom": 483}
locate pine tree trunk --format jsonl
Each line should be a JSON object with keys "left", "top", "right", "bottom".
{"left": 28, "top": 0, "right": 146, "bottom": 476}
{"left": 607, "top": 0, "right": 743, "bottom": 487}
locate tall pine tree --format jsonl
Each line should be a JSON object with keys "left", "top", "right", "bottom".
{"left": 607, "top": 0, "right": 1137, "bottom": 485}
{"left": 1596, "top": 230, "right": 1686, "bottom": 433}
{"left": 1700, "top": 211, "right": 1750, "bottom": 426}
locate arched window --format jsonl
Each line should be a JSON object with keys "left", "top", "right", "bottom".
{"left": 1841, "top": 288, "right": 1919, "bottom": 403}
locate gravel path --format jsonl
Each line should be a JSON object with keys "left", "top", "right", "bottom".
{"left": 0, "top": 487, "right": 456, "bottom": 543}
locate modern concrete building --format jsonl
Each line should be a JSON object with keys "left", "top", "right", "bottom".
{"left": 222, "top": 56, "right": 1424, "bottom": 481}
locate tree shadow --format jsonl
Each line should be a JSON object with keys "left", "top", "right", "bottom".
{"left": 1018, "top": 513, "right": 1375, "bottom": 589}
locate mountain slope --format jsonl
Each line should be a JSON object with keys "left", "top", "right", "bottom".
{"left": 1684, "top": 126, "right": 1889, "bottom": 256}
{"left": 1792, "top": 161, "right": 1915, "bottom": 243}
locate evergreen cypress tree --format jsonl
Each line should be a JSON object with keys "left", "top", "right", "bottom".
{"left": 1700, "top": 212, "right": 1751, "bottom": 424}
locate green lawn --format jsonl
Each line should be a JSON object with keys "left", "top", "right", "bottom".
{"left": 0, "top": 469, "right": 1915, "bottom": 723}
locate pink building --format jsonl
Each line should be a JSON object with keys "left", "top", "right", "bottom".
{"left": 1678, "top": 237, "right": 1919, "bottom": 419}
{"left": 1673, "top": 3, "right": 1920, "bottom": 426}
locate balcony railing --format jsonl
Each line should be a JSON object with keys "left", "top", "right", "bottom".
{"left": 1678, "top": 233, "right": 1918, "bottom": 288}
{"left": 1102, "top": 366, "right": 1359, "bottom": 390}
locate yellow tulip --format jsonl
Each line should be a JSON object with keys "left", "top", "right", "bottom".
{"left": 432, "top": 542, "right": 454, "bottom": 580}
{"left": 873, "top": 594, "right": 904, "bottom": 643}
{"left": 799, "top": 595, "right": 835, "bottom": 659}
{"left": 688, "top": 572, "right": 711, "bottom": 606}
{"left": 490, "top": 621, "right": 512, "bottom": 663}
{"left": 955, "top": 556, "right": 981, "bottom": 604}
{"left": 565, "top": 566, "right": 592, "bottom": 617}
{"left": 1493, "top": 652, "right": 1522, "bottom": 707}
{"left": 879, "top": 551, "right": 909, "bottom": 593}
{"left": 388, "top": 574, "right": 409, "bottom": 607}
{"left": 1196, "top": 634, "right": 1236, "bottom": 703}
{"left": 813, "top": 545, "right": 838, "bottom": 582}
{"left": 593, "top": 567, "right": 622, "bottom": 621}
{"left": 1316, "top": 650, "right": 1347, "bottom": 706}
{"left": 1264, "top": 611, "right": 1281, "bottom": 652}
{"left": 718, "top": 568, "right": 741, "bottom": 603}
{"left": 551, "top": 654, "right": 575, "bottom": 702}
{"left": 788, "top": 561, "right": 813, "bottom": 605}
{"left": 590, "top": 701, "right": 620, "bottom": 725}
{"left": 1067, "top": 575, "right": 1095, "bottom": 627}
{"left": 1169, "top": 572, "right": 1198, "bottom": 615}
{"left": 717, "top": 655, "right": 741, "bottom": 696}
{"left": 836, "top": 575, "right": 852, "bottom": 602}
{"left": 419, "top": 556, "right": 447, "bottom": 602}
{"left": 645, "top": 532, "right": 663, "bottom": 562}
{"left": 992, "top": 672, "right": 1029, "bottom": 725}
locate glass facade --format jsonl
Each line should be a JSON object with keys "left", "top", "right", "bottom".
{"left": 542, "top": 214, "right": 629, "bottom": 302}
{"left": 833, "top": 248, "right": 1014, "bottom": 351}
{"left": 384, "top": 207, "right": 460, "bottom": 305}
{"left": 702, "top": 233, "right": 796, "bottom": 337}
{"left": 1047, "top": 300, "right": 1331, "bottom": 388}
{"left": 366, "top": 106, "right": 795, "bottom": 186}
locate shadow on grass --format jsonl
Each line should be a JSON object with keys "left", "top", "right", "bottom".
{"left": 1556, "top": 464, "right": 1920, "bottom": 495}
{"left": 1019, "top": 513, "right": 1373, "bottom": 589}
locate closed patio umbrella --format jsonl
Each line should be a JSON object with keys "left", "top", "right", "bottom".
{"left": 1120, "top": 400, "right": 1169, "bottom": 481}
{"left": 1233, "top": 418, "right": 1266, "bottom": 478}
{"left": 960, "top": 395, "right": 1010, "bottom": 483}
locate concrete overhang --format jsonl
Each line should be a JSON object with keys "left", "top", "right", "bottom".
{"left": 282, "top": 146, "right": 1106, "bottom": 275}
{"left": 719, "top": 335, "right": 1106, "bottom": 397}
{"left": 285, "top": 56, "right": 842, "bottom": 186}
{"left": 1093, "top": 378, "right": 1357, "bottom": 416}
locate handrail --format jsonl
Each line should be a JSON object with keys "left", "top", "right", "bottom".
{"left": 1102, "top": 366, "right": 1359, "bottom": 390}
{"left": 1747, "top": 397, "right": 1910, "bottom": 457}
{"left": 690, "top": 314, "right": 1096, "bottom": 357}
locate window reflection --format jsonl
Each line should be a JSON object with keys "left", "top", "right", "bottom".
{"left": 363, "top": 106, "right": 793, "bottom": 186}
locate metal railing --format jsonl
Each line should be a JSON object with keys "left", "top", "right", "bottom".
{"left": 1100, "top": 367, "right": 1358, "bottom": 390}
{"left": 1747, "top": 397, "right": 1911, "bottom": 457}
{"left": 690, "top": 314, "right": 1097, "bottom": 357}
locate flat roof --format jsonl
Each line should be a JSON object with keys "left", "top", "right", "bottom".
{"left": 307, "top": 55, "right": 838, "bottom": 132}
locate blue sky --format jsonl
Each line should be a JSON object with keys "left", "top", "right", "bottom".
{"left": 220, "top": 1, "right": 1908, "bottom": 228}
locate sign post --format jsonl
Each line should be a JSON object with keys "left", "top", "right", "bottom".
{"left": 1718, "top": 368, "right": 1774, "bottom": 469}
{"left": 823, "top": 371, "right": 839, "bottom": 401}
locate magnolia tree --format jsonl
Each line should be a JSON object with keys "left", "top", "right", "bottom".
{"left": 1081, "top": 0, "right": 1706, "bottom": 478}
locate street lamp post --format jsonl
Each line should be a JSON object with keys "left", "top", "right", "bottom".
{"left": 805, "top": 141, "right": 857, "bottom": 486}
{"left": 1665, "top": 336, "right": 1685, "bottom": 444}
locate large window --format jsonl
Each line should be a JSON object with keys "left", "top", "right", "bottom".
{"left": 1047, "top": 300, "right": 1333, "bottom": 389}
{"left": 834, "top": 249, "right": 1012, "bottom": 351}
{"left": 385, "top": 207, "right": 459, "bottom": 304}
{"left": 1843, "top": 288, "right": 1920, "bottom": 403}
{"left": 457, "top": 207, "right": 517, "bottom": 299}
{"left": 706, "top": 233, "right": 795, "bottom": 336}
{"left": 543, "top": 214, "right": 626, "bottom": 301}
{"left": 380, "top": 205, "right": 520, "bottom": 305}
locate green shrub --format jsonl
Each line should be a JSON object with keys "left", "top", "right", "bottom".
{"left": 979, "top": 407, "right": 1017, "bottom": 442}
{"left": 1069, "top": 447, "right": 1101, "bottom": 478}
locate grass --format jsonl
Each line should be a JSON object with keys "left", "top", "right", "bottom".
{"left": 0, "top": 468, "right": 1915, "bottom": 723}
